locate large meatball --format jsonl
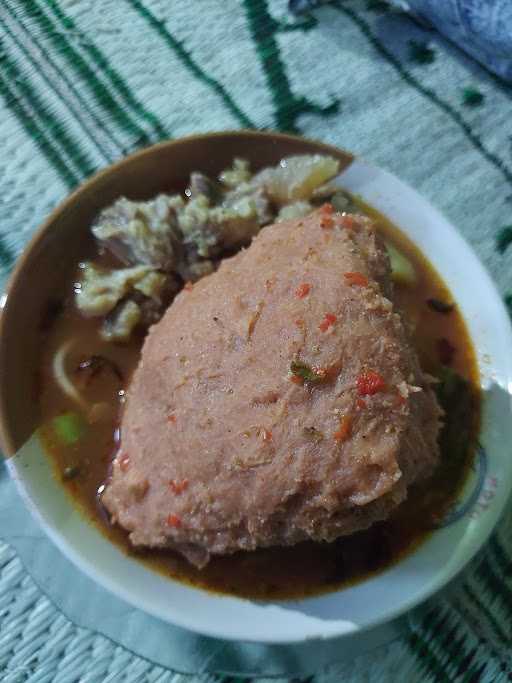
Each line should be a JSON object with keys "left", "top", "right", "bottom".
{"left": 103, "top": 209, "right": 441, "bottom": 568}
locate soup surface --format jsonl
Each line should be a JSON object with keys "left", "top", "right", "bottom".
{"left": 37, "top": 196, "right": 480, "bottom": 600}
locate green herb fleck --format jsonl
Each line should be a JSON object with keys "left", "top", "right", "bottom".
{"left": 290, "top": 360, "right": 325, "bottom": 383}
{"left": 408, "top": 40, "right": 436, "bottom": 64}
{"left": 462, "top": 87, "right": 485, "bottom": 107}
{"left": 63, "top": 465, "right": 81, "bottom": 481}
{"left": 303, "top": 426, "right": 324, "bottom": 441}
{"left": 496, "top": 225, "right": 512, "bottom": 254}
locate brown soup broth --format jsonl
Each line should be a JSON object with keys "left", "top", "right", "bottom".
{"left": 38, "top": 201, "right": 480, "bottom": 600}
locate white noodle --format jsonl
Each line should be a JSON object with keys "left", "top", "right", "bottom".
{"left": 52, "top": 340, "right": 88, "bottom": 410}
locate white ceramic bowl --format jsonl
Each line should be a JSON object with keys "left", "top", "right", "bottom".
{"left": 3, "top": 140, "right": 512, "bottom": 644}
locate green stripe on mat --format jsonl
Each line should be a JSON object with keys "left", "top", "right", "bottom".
{"left": 124, "top": 0, "right": 256, "bottom": 130}
{"left": 475, "top": 556, "right": 512, "bottom": 616}
{"left": 496, "top": 226, "right": 512, "bottom": 254}
{"left": 462, "top": 582, "right": 510, "bottom": 644}
{"left": 40, "top": 0, "right": 170, "bottom": 143}
{"left": 505, "top": 293, "right": 512, "bottom": 318}
{"left": 489, "top": 535, "right": 512, "bottom": 577}
{"left": 407, "top": 630, "right": 452, "bottom": 683}
{"left": 0, "top": 32, "right": 95, "bottom": 181}
{"left": 0, "top": 237, "right": 15, "bottom": 270}
{"left": 3, "top": 0, "right": 114, "bottom": 164}
{"left": 0, "top": 50, "right": 80, "bottom": 188}
{"left": 242, "top": 0, "right": 339, "bottom": 133}
{"left": 333, "top": 2, "right": 512, "bottom": 187}
{"left": 413, "top": 607, "right": 488, "bottom": 682}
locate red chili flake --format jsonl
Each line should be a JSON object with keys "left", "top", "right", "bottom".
{"left": 311, "top": 366, "right": 328, "bottom": 380}
{"left": 168, "top": 414, "right": 177, "bottom": 424}
{"left": 394, "top": 393, "right": 407, "bottom": 408}
{"left": 166, "top": 513, "right": 182, "bottom": 528}
{"left": 344, "top": 271, "right": 369, "bottom": 287}
{"left": 320, "top": 202, "right": 334, "bottom": 216}
{"left": 334, "top": 415, "right": 352, "bottom": 442}
{"left": 437, "top": 338, "right": 456, "bottom": 365}
{"left": 321, "top": 362, "right": 342, "bottom": 381}
{"left": 294, "top": 318, "right": 305, "bottom": 328}
{"left": 319, "top": 312, "right": 337, "bottom": 332}
{"left": 119, "top": 453, "right": 130, "bottom": 472}
{"left": 296, "top": 283, "right": 311, "bottom": 298}
{"left": 357, "top": 370, "right": 386, "bottom": 396}
{"left": 356, "top": 398, "right": 367, "bottom": 410}
{"left": 184, "top": 281, "right": 194, "bottom": 291}
{"left": 261, "top": 428, "right": 273, "bottom": 442}
{"left": 320, "top": 217, "right": 334, "bottom": 229}
{"left": 339, "top": 215, "right": 355, "bottom": 230}
{"left": 169, "top": 479, "right": 188, "bottom": 494}
{"left": 290, "top": 374, "right": 304, "bottom": 385}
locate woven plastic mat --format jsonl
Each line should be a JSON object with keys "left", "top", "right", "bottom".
{"left": 1, "top": 1, "right": 512, "bottom": 681}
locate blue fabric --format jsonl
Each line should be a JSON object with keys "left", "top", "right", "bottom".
{"left": 290, "top": 0, "right": 512, "bottom": 82}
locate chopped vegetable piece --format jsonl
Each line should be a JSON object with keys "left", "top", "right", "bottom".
{"left": 357, "top": 370, "right": 386, "bottom": 396}
{"left": 356, "top": 398, "right": 367, "bottom": 410}
{"left": 167, "top": 513, "right": 182, "bottom": 528}
{"left": 62, "top": 465, "right": 81, "bottom": 480}
{"left": 385, "top": 242, "right": 416, "bottom": 286}
{"left": 437, "top": 338, "right": 456, "bottom": 365}
{"left": 320, "top": 202, "right": 334, "bottom": 215}
{"left": 334, "top": 415, "right": 352, "bottom": 442}
{"left": 290, "top": 360, "right": 326, "bottom": 384}
{"left": 52, "top": 412, "right": 86, "bottom": 445}
{"left": 290, "top": 374, "right": 304, "bottom": 385}
{"left": 294, "top": 318, "right": 305, "bottom": 328}
{"left": 344, "top": 272, "right": 369, "bottom": 287}
{"left": 169, "top": 479, "right": 189, "bottom": 494}
{"left": 319, "top": 312, "right": 337, "bottom": 332}
{"left": 303, "top": 426, "right": 324, "bottom": 442}
{"left": 427, "top": 298, "right": 454, "bottom": 314}
{"left": 296, "top": 283, "right": 311, "bottom": 298}
{"left": 119, "top": 453, "right": 130, "bottom": 472}
{"left": 253, "top": 156, "right": 340, "bottom": 202}
{"left": 168, "top": 414, "right": 177, "bottom": 423}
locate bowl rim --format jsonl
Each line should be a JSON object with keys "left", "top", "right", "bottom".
{"left": 1, "top": 130, "right": 511, "bottom": 644}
